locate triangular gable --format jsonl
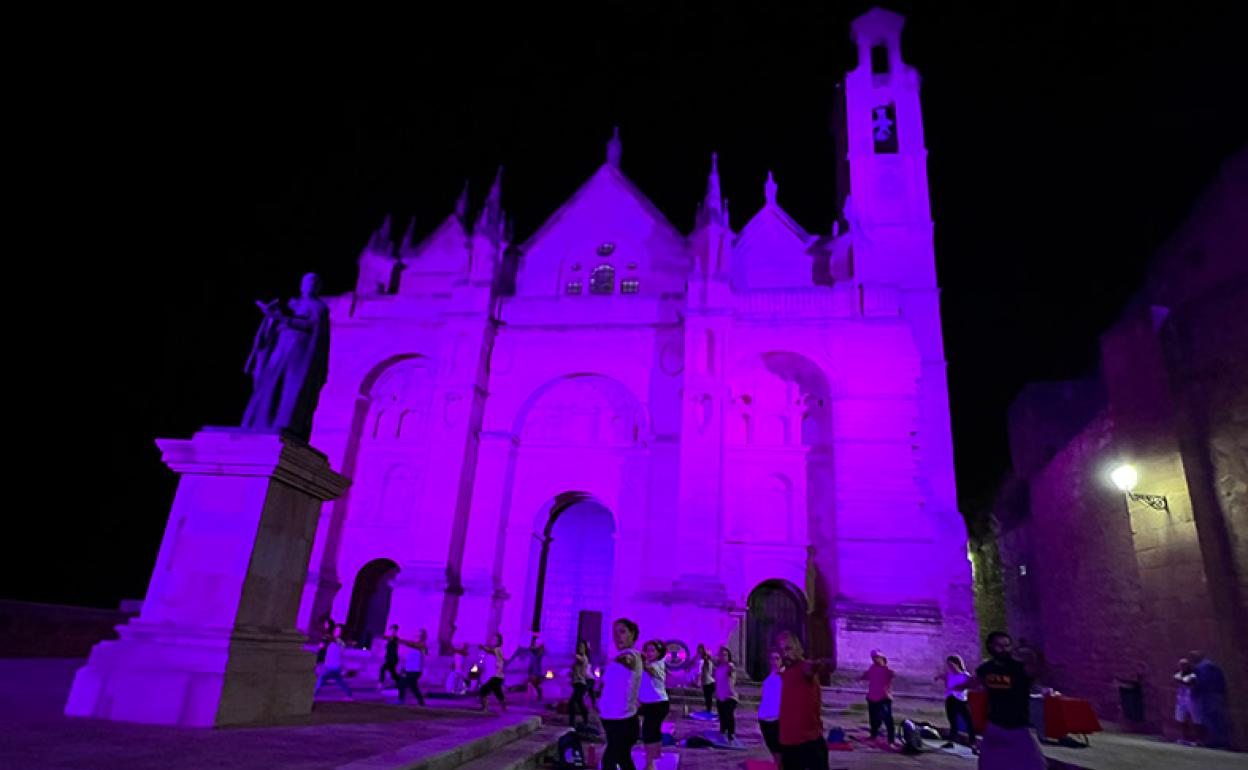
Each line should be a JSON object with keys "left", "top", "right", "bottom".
{"left": 732, "top": 204, "right": 819, "bottom": 290}
{"left": 401, "top": 214, "right": 469, "bottom": 274}
{"left": 514, "top": 164, "right": 690, "bottom": 296}
{"left": 520, "top": 164, "right": 686, "bottom": 252}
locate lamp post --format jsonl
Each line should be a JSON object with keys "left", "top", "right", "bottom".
{"left": 1109, "top": 464, "right": 1169, "bottom": 512}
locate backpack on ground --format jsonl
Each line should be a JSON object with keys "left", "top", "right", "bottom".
{"left": 900, "top": 719, "right": 924, "bottom": 753}
{"left": 555, "top": 730, "right": 586, "bottom": 768}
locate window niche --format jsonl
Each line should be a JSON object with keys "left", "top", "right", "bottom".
{"left": 590, "top": 264, "right": 616, "bottom": 295}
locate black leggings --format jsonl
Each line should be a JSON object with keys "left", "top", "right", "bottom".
{"left": 702, "top": 683, "right": 715, "bottom": 712}
{"left": 479, "top": 676, "right": 505, "bottom": 704}
{"left": 397, "top": 672, "right": 424, "bottom": 705}
{"left": 867, "top": 698, "right": 895, "bottom": 742}
{"left": 717, "top": 698, "right": 738, "bottom": 736}
{"left": 379, "top": 659, "right": 401, "bottom": 685}
{"left": 781, "top": 738, "right": 830, "bottom": 769}
{"left": 569, "top": 682, "right": 590, "bottom": 725}
{"left": 945, "top": 695, "right": 976, "bottom": 743}
{"left": 601, "top": 715, "right": 640, "bottom": 770}
{"left": 639, "top": 700, "right": 670, "bottom": 744}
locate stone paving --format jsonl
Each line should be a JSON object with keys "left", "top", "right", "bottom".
{"left": 3, "top": 659, "right": 1243, "bottom": 770}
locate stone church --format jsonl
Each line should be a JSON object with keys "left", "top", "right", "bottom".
{"left": 300, "top": 8, "right": 977, "bottom": 680}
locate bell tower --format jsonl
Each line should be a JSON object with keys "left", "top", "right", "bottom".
{"left": 840, "top": 7, "right": 936, "bottom": 289}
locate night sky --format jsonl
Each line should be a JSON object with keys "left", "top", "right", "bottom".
{"left": 9, "top": 1, "right": 1245, "bottom": 609}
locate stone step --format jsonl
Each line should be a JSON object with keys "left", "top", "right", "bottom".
{"left": 451, "top": 725, "right": 565, "bottom": 770}
{"left": 338, "top": 715, "right": 541, "bottom": 770}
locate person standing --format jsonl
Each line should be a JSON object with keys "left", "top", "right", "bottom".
{"left": 936, "top": 655, "right": 976, "bottom": 749}
{"left": 757, "top": 649, "right": 785, "bottom": 769}
{"left": 397, "top": 629, "right": 428, "bottom": 706}
{"left": 315, "top": 624, "right": 353, "bottom": 699}
{"left": 964, "top": 631, "right": 1045, "bottom": 770}
{"left": 599, "top": 618, "right": 643, "bottom": 770}
{"left": 860, "top": 650, "right": 896, "bottom": 747}
{"left": 478, "top": 633, "right": 507, "bottom": 713}
{"left": 1173, "top": 658, "right": 1201, "bottom": 745}
{"left": 526, "top": 633, "right": 547, "bottom": 703}
{"left": 1189, "top": 650, "right": 1228, "bottom": 748}
{"left": 696, "top": 644, "right": 716, "bottom": 714}
{"left": 775, "top": 631, "right": 831, "bottom": 770}
{"left": 638, "top": 640, "right": 670, "bottom": 770}
{"left": 379, "top": 624, "right": 402, "bottom": 688}
{"left": 715, "top": 646, "right": 741, "bottom": 746}
{"left": 569, "top": 639, "right": 593, "bottom": 727}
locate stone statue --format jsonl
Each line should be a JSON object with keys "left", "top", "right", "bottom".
{"left": 242, "top": 273, "right": 330, "bottom": 441}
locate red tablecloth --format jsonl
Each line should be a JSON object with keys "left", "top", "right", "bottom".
{"left": 1043, "top": 696, "right": 1101, "bottom": 739}
{"left": 967, "top": 692, "right": 1101, "bottom": 738}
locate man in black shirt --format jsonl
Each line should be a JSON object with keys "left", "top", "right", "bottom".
{"left": 379, "top": 624, "right": 402, "bottom": 688}
{"left": 966, "top": 631, "right": 1046, "bottom": 770}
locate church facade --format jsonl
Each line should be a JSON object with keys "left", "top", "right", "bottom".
{"left": 300, "top": 8, "right": 977, "bottom": 679}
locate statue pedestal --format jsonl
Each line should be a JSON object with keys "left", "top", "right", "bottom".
{"left": 65, "top": 430, "right": 349, "bottom": 727}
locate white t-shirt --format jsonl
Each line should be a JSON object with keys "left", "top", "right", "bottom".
{"left": 404, "top": 647, "right": 425, "bottom": 673}
{"left": 599, "top": 649, "right": 642, "bottom": 719}
{"left": 945, "top": 671, "right": 971, "bottom": 701}
{"left": 640, "top": 658, "right": 668, "bottom": 704}
{"left": 480, "top": 648, "right": 503, "bottom": 680}
{"left": 699, "top": 657, "right": 715, "bottom": 686}
{"left": 758, "top": 670, "right": 783, "bottom": 721}
{"left": 324, "top": 641, "right": 344, "bottom": 670}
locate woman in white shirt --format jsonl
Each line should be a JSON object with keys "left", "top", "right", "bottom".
{"left": 598, "top": 618, "right": 642, "bottom": 770}
{"left": 638, "top": 640, "right": 670, "bottom": 770}
{"left": 477, "top": 632, "right": 507, "bottom": 713}
{"left": 935, "top": 654, "right": 975, "bottom": 748}
{"left": 696, "top": 643, "right": 715, "bottom": 714}
{"left": 757, "top": 649, "right": 784, "bottom": 766}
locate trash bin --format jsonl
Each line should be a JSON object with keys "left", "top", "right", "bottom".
{"left": 1118, "top": 680, "right": 1144, "bottom": 722}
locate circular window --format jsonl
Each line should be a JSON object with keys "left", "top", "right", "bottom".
{"left": 597, "top": 242, "right": 616, "bottom": 256}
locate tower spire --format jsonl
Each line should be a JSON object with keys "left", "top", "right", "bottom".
{"left": 764, "top": 170, "right": 778, "bottom": 207}
{"left": 455, "top": 179, "right": 469, "bottom": 223}
{"left": 606, "top": 126, "right": 622, "bottom": 168}
{"left": 475, "top": 166, "right": 505, "bottom": 238}
{"left": 705, "top": 152, "right": 723, "bottom": 216}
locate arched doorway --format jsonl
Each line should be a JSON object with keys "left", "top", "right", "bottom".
{"left": 530, "top": 493, "right": 615, "bottom": 661}
{"left": 345, "top": 558, "right": 399, "bottom": 648}
{"left": 746, "top": 580, "right": 807, "bottom": 680}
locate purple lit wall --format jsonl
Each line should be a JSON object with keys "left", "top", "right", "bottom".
{"left": 300, "top": 7, "right": 977, "bottom": 679}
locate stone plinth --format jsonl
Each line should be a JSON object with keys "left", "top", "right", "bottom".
{"left": 65, "top": 430, "right": 349, "bottom": 727}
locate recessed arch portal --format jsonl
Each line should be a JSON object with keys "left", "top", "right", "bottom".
{"left": 746, "top": 579, "right": 808, "bottom": 680}
{"left": 527, "top": 493, "right": 616, "bottom": 661}
{"left": 345, "top": 558, "right": 400, "bottom": 646}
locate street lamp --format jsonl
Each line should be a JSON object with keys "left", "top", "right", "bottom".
{"left": 1110, "top": 463, "right": 1169, "bottom": 512}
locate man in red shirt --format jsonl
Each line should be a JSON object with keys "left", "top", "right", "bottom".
{"left": 776, "top": 631, "right": 832, "bottom": 770}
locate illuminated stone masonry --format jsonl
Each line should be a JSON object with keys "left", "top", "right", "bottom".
{"left": 303, "top": 7, "right": 977, "bottom": 681}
